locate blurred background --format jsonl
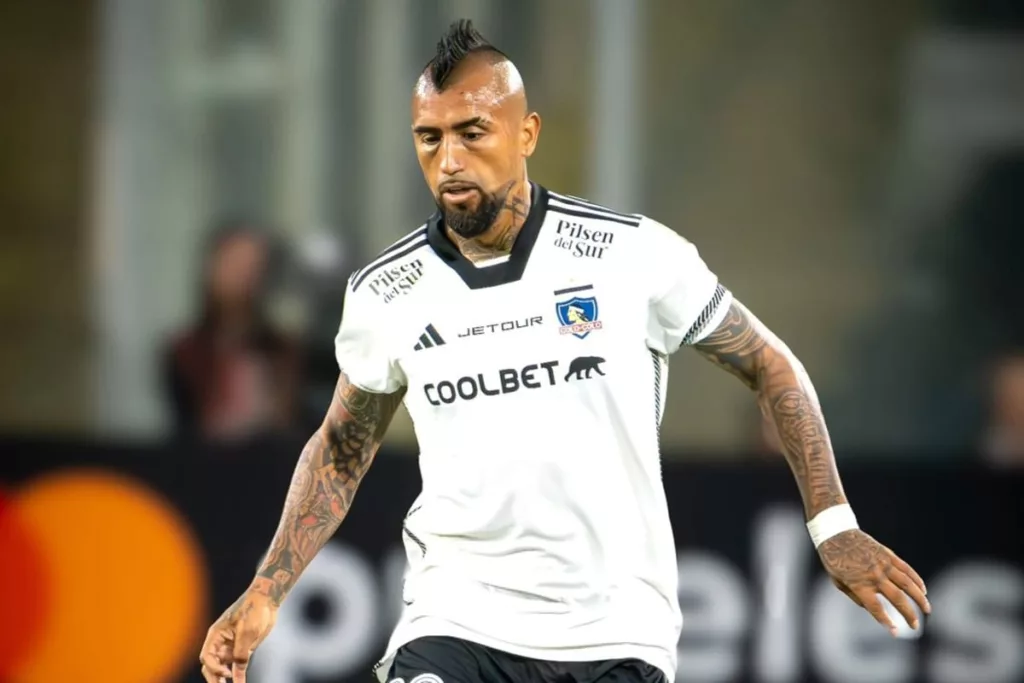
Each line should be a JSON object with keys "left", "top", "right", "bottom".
{"left": 0, "top": 1, "right": 1021, "bottom": 682}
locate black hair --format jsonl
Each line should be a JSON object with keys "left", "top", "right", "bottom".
{"left": 196, "top": 218, "right": 285, "bottom": 333}
{"left": 425, "top": 19, "right": 509, "bottom": 89}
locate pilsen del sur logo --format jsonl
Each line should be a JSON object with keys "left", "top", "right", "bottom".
{"left": 367, "top": 258, "right": 425, "bottom": 303}
{"left": 553, "top": 219, "right": 615, "bottom": 259}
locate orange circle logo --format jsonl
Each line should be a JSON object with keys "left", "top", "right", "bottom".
{"left": 0, "top": 469, "right": 209, "bottom": 682}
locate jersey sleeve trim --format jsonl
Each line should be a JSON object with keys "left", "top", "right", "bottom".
{"left": 546, "top": 192, "right": 642, "bottom": 228}
{"left": 340, "top": 374, "right": 404, "bottom": 395}
{"left": 333, "top": 267, "right": 408, "bottom": 393}
{"left": 350, "top": 225, "right": 428, "bottom": 292}
{"left": 680, "top": 283, "right": 733, "bottom": 346}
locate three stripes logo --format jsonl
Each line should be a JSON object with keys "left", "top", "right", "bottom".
{"left": 413, "top": 324, "right": 446, "bottom": 351}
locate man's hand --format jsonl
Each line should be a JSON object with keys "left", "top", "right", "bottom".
{"left": 818, "top": 529, "right": 931, "bottom": 635}
{"left": 689, "top": 298, "right": 933, "bottom": 635}
{"left": 199, "top": 589, "right": 277, "bottom": 682}
{"left": 197, "top": 372, "right": 406, "bottom": 681}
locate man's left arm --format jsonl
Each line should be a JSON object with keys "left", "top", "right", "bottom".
{"left": 691, "top": 298, "right": 932, "bottom": 635}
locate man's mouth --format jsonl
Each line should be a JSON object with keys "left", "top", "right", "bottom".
{"left": 441, "top": 183, "right": 478, "bottom": 202}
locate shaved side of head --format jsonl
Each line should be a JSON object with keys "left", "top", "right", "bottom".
{"left": 415, "top": 54, "right": 527, "bottom": 119}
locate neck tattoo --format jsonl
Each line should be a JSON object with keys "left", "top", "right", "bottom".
{"left": 452, "top": 186, "right": 531, "bottom": 264}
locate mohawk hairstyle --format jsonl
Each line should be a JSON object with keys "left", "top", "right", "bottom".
{"left": 426, "top": 19, "right": 509, "bottom": 89}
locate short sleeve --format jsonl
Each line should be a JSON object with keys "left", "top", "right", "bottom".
{"left": 333, "top": 277, "right": 407, "bottom": 393}
{"left": 644, "top": 218, "right": 733, "bottom": 354}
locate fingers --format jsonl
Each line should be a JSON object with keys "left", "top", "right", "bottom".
{"left": 831, "top": 577, "right": 864, "bottom": 607}
{"left": 887, "top": 565, "right": 931, "bottom": 616}
{"left": 887, "top": 550, "right": 928, "bottom": 599}
{"left": 854, "top": 588, "right": 898, "bottom": 635}
{"left": 201, "top": 622, "right": 257, "bottom": 683}
{"left": 878, "top": 578, "right": 920, "bottom": 631}
{"left": 199, "top": 655, "right": 230, "bottom": 680}
{"left": 199, "top": 629, "right": 233, "bottom": 680}
{"left": 231, "top": 623, "right": 261, "bottom": 683}
{"left": 200, "top": 665, "right": 225, "bottom": 683}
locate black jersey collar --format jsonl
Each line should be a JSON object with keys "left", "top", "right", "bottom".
{"left": 426, "top": 183, "right": 549, "bottom": 290}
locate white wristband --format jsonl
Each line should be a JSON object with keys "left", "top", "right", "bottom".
{"left": 806, "top": 504, "right": 859, "bottom": 548}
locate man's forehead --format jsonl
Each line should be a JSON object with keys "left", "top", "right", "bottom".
{"left": 413, "top": 86, "right": 502, "bottom": 122}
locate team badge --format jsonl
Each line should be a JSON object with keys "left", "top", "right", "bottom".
{"left": 555, "top": 285, "right": 602, "bottom": 339}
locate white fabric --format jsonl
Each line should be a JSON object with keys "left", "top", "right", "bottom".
{"left": 806, "top": 503, "right": 860, "bottom": 548}
{"left": 335, "top": 190, "right": 731, "bottom": 683}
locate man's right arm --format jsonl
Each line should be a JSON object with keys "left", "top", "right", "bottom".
{"left": 250, "top": 371, "right": 406, "bottom": 605}
{"left": 201, "top": 276, "right": 406, "bottom": 681}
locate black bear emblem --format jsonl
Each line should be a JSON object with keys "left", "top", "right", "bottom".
{"left": 564, "top": 356, "right": 606, "bottom": 381}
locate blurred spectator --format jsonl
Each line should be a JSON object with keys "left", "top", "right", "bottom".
{"left": 162, "top": 222, "right": 303, "bottom": 441}
{"left": 981, "top": 349, "right": 1024, "bottom": 468}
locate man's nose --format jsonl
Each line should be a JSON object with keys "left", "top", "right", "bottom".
{"left": 439, "top": 138, "right": 465, "bottom": 176}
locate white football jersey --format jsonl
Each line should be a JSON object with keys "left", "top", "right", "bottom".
{"left": 335, "top": 184, "right": 732, "bottom": 682}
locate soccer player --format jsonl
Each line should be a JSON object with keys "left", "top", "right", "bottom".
{"left": 199, "top": 20, "right": 931, "bottom": 683}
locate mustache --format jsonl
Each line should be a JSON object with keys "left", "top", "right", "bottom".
{"left": 438, "top": 180, "right": 481, "bottom": 193}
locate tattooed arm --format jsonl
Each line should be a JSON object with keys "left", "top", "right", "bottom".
{"left": 252, "top": 372, "right": 406, "bottom": 603}
{"left": 692, "top": 300, "right": 844, "bottom": 518}
{"left": 199, "top": 372, "right": 405, "bottom": 682}
{"left": 692, "top": 299, "right": 931, "bottom": 634}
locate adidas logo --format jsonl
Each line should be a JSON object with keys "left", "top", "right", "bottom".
{"left": 413, "top": 324, "right": 446, "bottom": 351}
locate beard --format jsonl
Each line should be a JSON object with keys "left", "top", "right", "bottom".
{"left": 437, "top": 184, "right": 510, "bottom": 239}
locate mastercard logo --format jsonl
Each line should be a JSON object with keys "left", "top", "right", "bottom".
{"left": 0, "top": 469, "right": 209, "bottom": 682}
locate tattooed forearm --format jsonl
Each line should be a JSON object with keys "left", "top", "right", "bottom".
{"left": 251, "top": 373, "right": 406, "bottom": 604}
{"left": 693, "top": 300, "right": 846, "bottom": 518}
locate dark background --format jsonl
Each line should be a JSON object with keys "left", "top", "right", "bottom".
{"left": 3, "top": 439, "right": 1021, "bottom": 683}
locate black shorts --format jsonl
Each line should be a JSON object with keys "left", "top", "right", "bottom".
{"left": 386, "top": 636, "right": 667, "bottom": 683}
